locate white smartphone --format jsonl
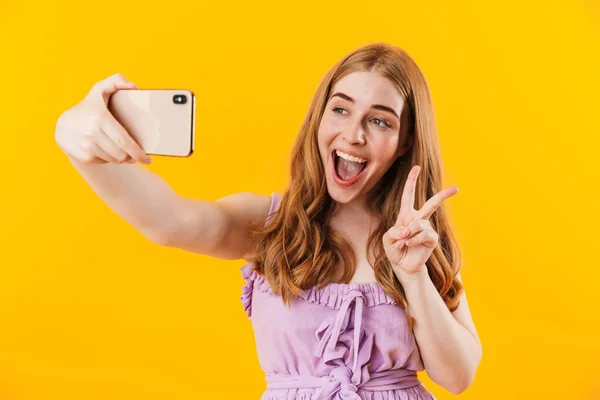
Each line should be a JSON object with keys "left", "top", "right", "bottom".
{"left": 107, "top": 89, "right": 195, "bottom": 157}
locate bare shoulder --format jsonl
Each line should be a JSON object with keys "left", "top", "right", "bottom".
{"left": 211, "top": 192, "right": 275, "bottom": 260}
{"left": 167, "top": 192, "right": 274, "bottom": 261}
{"left": 215, "top": 191, "right": 274, "bottom": 228}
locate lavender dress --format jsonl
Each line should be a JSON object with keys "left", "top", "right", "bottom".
{"left": 241, "top": 192, "right": 437, "bottom": 400}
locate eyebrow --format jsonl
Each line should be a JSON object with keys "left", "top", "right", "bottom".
{"left": 329, "top": 92, "right": 400, "bottom": 122}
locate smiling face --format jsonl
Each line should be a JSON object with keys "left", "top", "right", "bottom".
{"left": 317, "top": 70, "right": 411, "bottom": 210}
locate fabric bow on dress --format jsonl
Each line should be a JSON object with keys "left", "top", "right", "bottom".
{"left": 313, "top": 289, "right": 374, "bottom": 399}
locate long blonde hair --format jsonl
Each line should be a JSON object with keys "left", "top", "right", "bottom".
{"left": 243, "top": 42, "right": 463, "bottom": 331}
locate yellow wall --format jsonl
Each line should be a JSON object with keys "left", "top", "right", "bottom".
{"left": 1, "top": 0, "right": 598, "bottom": 399}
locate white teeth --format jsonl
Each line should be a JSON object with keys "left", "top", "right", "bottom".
{"left": 335, "top": 150, "right": 367, "bottom": 163}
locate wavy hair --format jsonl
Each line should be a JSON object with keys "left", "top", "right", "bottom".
{"left": 243, "top": 42, "right": 463, "bottom": 331}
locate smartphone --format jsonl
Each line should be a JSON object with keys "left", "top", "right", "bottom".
{"left": 107, "top": 89, "right": 195, "bottom": 157}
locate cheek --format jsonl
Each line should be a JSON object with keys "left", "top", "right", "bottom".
{"left": 317, "top": 119, "right": 338, "bottom": 145}
{"left": 373, "top": 136, "right": 401, "bottom": 160}
{"left": 322, "top": 117, "right": 336, "bottom": 130}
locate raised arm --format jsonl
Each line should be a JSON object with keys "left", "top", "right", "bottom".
{"left": 56, "top": 73, "right": 272, "bottom": 260}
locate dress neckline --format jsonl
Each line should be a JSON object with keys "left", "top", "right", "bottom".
{"left": 241, "top": 262, "right": 397, "bottom": 310}
{"left": 313, "top": 279, "right": 382, "bottom": 290}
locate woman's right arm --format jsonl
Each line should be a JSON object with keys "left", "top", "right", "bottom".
{"left": 63, "top": 156, "right": 271, "bottom": 259}
{"left": 56, "top": 73, "right": 271, "bottom": 260}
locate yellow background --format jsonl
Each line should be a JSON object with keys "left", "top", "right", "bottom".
{"left": 1, "top": 0, "right": 599, "bottom": 399}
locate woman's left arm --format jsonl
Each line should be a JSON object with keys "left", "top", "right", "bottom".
{"left": 383, "top": 165, "right": 482, "bottom": 394}
{"left": 396, "top": 268, "right": 482, "bottom": 395}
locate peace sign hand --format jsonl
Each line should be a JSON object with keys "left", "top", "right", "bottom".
{"left": 382, "top": 165, "right": 459, "bottom": 280}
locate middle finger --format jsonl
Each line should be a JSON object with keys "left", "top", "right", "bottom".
{"left": 417, "top": 186, "right": 459, "bottom": 220}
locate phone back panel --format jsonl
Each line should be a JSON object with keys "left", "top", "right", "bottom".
{"left": 108, "top": 89, "right": 195, "bottom": 157}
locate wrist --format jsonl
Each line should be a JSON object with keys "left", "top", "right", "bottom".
{"left": 394, "top": 265, "right": 430, "bottom": 284}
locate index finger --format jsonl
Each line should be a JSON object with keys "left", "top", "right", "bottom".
{"left": 91, "top": 73, "right": 138, "bottom": 103}
{"left": 101, "top": 113, "right": 152, "bottom": 164}
{"left": 396, "top": 165, "right": 421, "bottom": 225}
{"left": 417, "top": 186, "right": 459, "bottom": 220}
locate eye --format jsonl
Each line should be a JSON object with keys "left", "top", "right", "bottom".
{"left": 372, "top": 118, "right": 392, "bottom": 129}
{"left": 332, "top": 107, "right": 392, "bottom": 130}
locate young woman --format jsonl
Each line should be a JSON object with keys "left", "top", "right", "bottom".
{"left": 55, "top": 42, "right": 481, "bottom": 399}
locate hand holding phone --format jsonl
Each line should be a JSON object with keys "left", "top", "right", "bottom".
{"left": 55, "top": 73, "right": 153, "bottom": 165}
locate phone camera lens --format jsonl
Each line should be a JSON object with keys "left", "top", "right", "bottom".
{"left": 173, "top": 94, "right": 187, "bottom": 104}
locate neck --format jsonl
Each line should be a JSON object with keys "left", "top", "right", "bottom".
{"left": 330, "top": 198, "right": 380, "bottom": 230}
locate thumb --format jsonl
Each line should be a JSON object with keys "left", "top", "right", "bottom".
{"left": 88, "top": 73, "right": 138, "bottom": 105}
{"left": 384, "top": 225, "right": 408, "bottom": 247}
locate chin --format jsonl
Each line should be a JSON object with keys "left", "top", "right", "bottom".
{"left": 325, "top": 180, "right": 366, "bottom": 204}
{"left": 327, "top": 188, "right": 350, "bottom": 203}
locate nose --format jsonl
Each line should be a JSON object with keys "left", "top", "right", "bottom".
{"left": 342, "top": 117, "right": 366, "bottom": 145}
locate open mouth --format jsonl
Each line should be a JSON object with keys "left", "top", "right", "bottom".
{"left": 331, "top": 150, "right": 368, "bottom": 186}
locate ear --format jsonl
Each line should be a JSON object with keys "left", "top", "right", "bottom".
{"left": 396, "top": 135, "right": 413, "bottom": 158}
{"left": 396, "top": 105, "right": 413, "bottom": 158}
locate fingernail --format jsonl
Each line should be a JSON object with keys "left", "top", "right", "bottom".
{"left": 401, "top": 227, "right": 408, "bottom": 237}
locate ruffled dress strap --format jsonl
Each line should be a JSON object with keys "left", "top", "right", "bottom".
{"left": 240, "top": 192, "right": 281, "bottom": 318}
